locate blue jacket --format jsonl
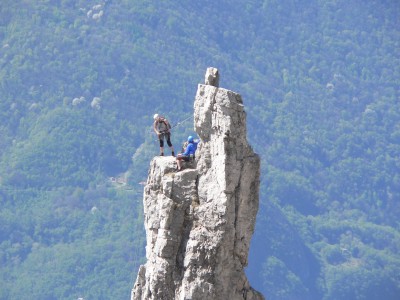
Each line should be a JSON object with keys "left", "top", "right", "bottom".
{"left": 183, "top": 141, "right": 198, "bottom": 156}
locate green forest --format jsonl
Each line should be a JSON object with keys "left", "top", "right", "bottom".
{"left": 0, "top": 0, "right": 399, "bottom": 299}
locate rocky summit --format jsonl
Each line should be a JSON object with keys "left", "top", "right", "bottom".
{"left": 131, "top": 68, "right": 264, "bottom": 300}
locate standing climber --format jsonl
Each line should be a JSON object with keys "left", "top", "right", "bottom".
{"left": 153, "top": 113, "right": 175, "bottom": 156}
{"left": 176, "top": 135, "right": 199, "bottom": 171}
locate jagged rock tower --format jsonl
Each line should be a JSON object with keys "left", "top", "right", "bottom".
{"left": 131, "top": 68, "right": 264, "bottom": 300}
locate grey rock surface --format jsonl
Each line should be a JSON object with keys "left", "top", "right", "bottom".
{"left": 132, "top": 69, "right": 263, "bottom": 300}
{"left": 204, "top": 67, "right": 219, "bottom": 87}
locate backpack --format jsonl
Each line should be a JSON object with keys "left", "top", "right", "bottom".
{"left": 160, "top": 117, "right": 171, "bottom": 130}
{"left": 181, "top": 141, "right": 189, "bottom": 153}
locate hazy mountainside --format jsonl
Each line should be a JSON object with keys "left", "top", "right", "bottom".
{"left": 0, "top": 0, "right": 399, "bottom": 299}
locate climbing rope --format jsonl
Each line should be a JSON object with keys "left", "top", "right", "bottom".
{"left": 170, "top": 114, "right": 193, "bottom": 129}
{"left": 148, "top": 114, "right": 193, "bottom": 139}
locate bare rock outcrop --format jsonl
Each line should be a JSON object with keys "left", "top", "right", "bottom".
{"left": 204, "top": 67, "right": 219, "bottom": 87}
{"left": 131, "top": 68, "right": 263, "bottom": 300}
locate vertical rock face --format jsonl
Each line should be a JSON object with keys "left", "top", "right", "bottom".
{"left": 132, "top": 69, "right": 264, "bottom": 300}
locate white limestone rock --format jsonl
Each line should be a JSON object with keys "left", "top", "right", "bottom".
{"left": 132, "top": 69, "right": 264, "bottom": 300}
{"left": 204, "top": 67, "right": 219, "bottom": 87}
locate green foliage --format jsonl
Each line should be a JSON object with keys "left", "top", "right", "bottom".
{"left": 324, "top": 260, "right": 400, "bottom": 300}
{"left": 1, "top": 107, "right": 138, "bottom": 188}
{"left": 262, "top": 256, "right": 308, "bottom": 300}
{"left": 0, "top": 0, "right": 399, "bottom": 299}
{"left": 0, "top": 185, "right": 145, "bottom": 300}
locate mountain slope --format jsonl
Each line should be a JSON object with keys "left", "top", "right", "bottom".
{"left": 0, "top": 0, "right": 399, "bottom": 299}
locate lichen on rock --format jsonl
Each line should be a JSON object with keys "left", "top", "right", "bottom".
{"left": 131, "top": 68, "right": 264, "bottom": 300}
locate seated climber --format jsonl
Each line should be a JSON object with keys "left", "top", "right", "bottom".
{"left": 176, "top": 135, "right": 199, "bottom": 171}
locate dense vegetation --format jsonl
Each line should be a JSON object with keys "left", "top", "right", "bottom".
{"left": 0, "top": 0, "right": 399, "bottom": 299}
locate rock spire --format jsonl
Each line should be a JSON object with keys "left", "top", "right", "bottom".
{"left": 131, "top": 68, "right": 264, "bottom": 300}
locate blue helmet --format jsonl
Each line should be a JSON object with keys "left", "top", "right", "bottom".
{"left": 187, "top": 136, "right": 194, "bottom": 143}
